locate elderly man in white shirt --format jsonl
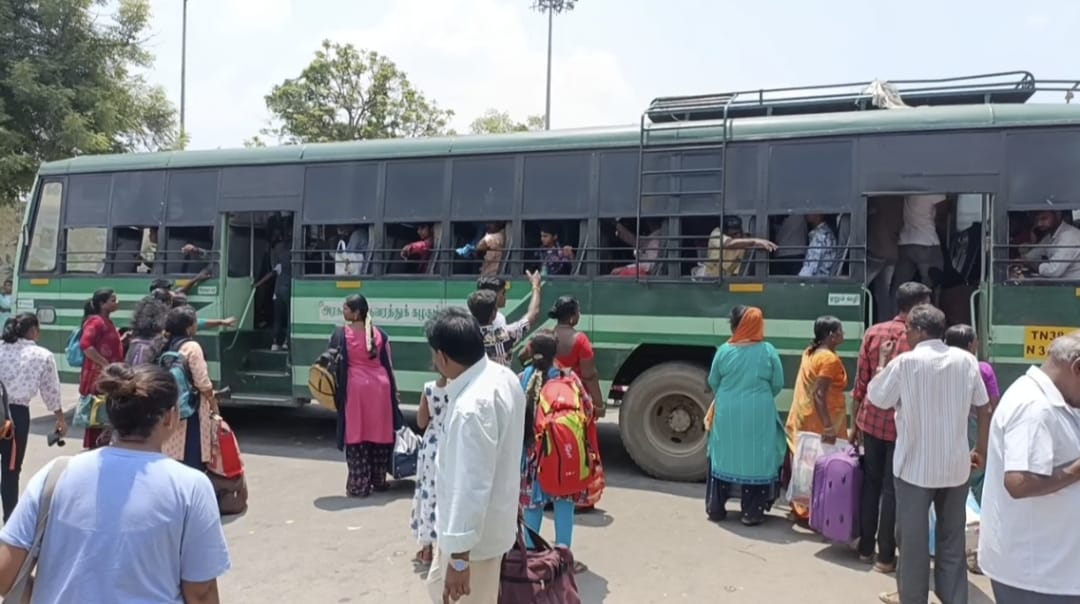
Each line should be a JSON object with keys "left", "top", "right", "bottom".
{"left": 979, "top": 332, "right": 1080, "bottom": 603}
{"left": 423, "top": 307, "right": 526, "bottom": 604}
{"left": 1021, "top": 210, "right": 1080, "bottom": 281}
{"left": 893, "top": 194, "right": 947, "bottom": 291}
{"left": 868, "top": 304, "right": 990, "bottom": 604}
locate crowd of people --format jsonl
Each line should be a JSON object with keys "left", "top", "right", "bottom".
{"left": 704, "top": 281, "right": 1080, "bottom": 604}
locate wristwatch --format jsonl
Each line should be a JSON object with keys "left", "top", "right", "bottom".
{"left": 450, "top": 558, "right": 470, "bottom": 572}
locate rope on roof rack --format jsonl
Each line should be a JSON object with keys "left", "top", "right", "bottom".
{"left": 863, "top": 79, "right": 911, "bottom": 109}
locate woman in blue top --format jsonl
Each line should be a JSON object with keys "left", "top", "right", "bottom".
{"left": 705, "top": 305, "right": 786, "bottom": 526}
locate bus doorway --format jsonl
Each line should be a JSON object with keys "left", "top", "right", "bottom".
{"left": 218, "top": 211, "right": 297, "bottom": 405}
{"left": 863, "top": 193, "right": 991, "bottom": 339}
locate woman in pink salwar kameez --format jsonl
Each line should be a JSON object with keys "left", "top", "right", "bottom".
{"left": 330, "top": 295, "right": 402, "bottom": 498}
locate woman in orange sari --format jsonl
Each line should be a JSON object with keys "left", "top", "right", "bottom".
{"left": 785, "top": 315, "right": 848, "bottom": 520}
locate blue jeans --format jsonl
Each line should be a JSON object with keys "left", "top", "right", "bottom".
{"left": 523, "top": 499, "right": 575, "bottom": 548}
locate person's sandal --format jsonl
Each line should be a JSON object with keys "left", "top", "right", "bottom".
{"left": 873, "top": 560, "right": 897, "bottom": 574}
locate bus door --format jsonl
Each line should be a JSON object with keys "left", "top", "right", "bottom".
{"left": 220, "top": 211, "right": 291, "bottom": 345}
{"left": 959, "top": 194, "right": 994, "bottom": 353}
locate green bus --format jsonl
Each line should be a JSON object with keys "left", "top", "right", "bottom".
{"left": 14, "top": 71, "right": 1080, "bottom": 481}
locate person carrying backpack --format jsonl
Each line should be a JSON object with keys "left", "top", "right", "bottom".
{"left": 159, "top": 307, "right": 220, "bottom": 471}
{"left": 518, "top": 329, "right": 597, "bottom": 575}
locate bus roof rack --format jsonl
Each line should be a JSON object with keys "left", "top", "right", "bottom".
{"left": 645, "top": 71, "right": 1048, "bottom": 124}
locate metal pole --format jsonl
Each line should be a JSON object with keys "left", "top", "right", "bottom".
{"left": 180, "top": 0, "right": 188, "bottom": 140}
{"left": 544, "top": 5, "right": 553, "bottom": 130}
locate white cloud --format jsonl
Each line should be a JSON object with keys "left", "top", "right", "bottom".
{"left": 332, "top": 0, "right": 638, "bottom": 132}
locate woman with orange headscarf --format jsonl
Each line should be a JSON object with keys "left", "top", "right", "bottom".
{"left": 704, "top": 305, "right": 787, "bottom": 526}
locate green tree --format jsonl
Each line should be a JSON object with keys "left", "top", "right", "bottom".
{"left": 0, "top": 0, "right": 179, "bottom": 204}
{"left": 469, "top": 109, "right": 545, "bottom": 134}
{"left": 257, "top": 40, "right": 454, "bottom": 144}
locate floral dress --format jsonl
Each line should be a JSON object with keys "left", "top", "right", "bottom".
{"left": 410, "top": 380, "right": 449, "bottom": 546}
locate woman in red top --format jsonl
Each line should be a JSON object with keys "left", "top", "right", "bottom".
{"left": 78, "top": 288, "right": 122, "bottom": 449}
{"left": 549, "top": 295, "right": 606, "bottom": 509}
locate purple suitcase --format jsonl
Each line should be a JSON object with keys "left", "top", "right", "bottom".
{"left": 809, "top": 447, "right": 862, "bottom": 543}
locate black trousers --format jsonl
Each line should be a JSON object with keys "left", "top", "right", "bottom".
{"left": 1, "top": 405, "right": 31, "bottom": 522}
{"left": 273, "top": 296, "right": 290, "bottom": 347}
{"left": 858, "top": 432, "right": 897, "bottom": 563}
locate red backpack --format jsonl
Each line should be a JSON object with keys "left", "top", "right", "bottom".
{"left": 534, "top": 373, "right": 596, "bottom": 498}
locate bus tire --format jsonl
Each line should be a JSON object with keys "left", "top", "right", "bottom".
{"left": 618, "top": 362, "right": 710, "bottom": 482}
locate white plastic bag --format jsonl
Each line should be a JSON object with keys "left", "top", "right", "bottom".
{"left": 929, "top": 489, "right": 980, "bottom": 559}
{"left": 785, "top": 431, "right": 850, "bottom": 508}
{"left": 334, "top": 240, "right": 364, "bottom": 276}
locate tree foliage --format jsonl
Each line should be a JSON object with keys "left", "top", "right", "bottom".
{"left": 469, "top": 109, "right": 544, "bottom": 134}
{"left": 0, "top": 0, "right": 178, "bottom": 204}
{"left": 532, "top": 0, "right": 577, "bottom": 14}
{"left": 258, "top": 40, "right": 454, "bottom": 144}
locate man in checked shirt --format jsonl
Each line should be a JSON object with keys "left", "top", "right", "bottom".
{"left": 851, "top": 281, "right": 932, "bottom": 574}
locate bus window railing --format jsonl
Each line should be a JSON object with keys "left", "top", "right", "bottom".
{"left": 55, "top": 247, "right": 220, "bottom": 276}
{"left": 993, "top": 242, "right": 1080, "bottom": 283}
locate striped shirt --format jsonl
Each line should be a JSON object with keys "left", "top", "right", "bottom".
{"left": 868, "top": 339, "right": 989, "bottom": 488}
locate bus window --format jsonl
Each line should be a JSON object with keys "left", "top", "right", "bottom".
{"left": 1003, "top": 209, "right": 1080, "bottom": 282}
{"left": 162, "top": 226, "right": 214, "bottom": 276}
{"left": 383, "top": 222, "right": 437, "bottom": 275}
{"left": 451, "top": 221, "right": 508, "bottom": 276}
{"left": 23, "top": 181, "right": 63, "bottom": 273}
{"left": 604, "top": 218, "right": 667, "bottom": 278}
{"left": 521, "top": 220, "right": 579, "bottom": 276}
{"left": 796, "top": 213, "right": 850, "bottom": 279}
{"left": 64, "top": 227, "right": 107, "bottom": 274}
{"left": 109, "top": 226, "right": 152, "bottom": 274}
{"left": 768, "top": 214, "right": 807, "bottom": 276}
{"left": 679, "top": 216, "right": 715, "bottom": 278}
{"left": 688, "top": 215, "right": 759, "bottom": 279}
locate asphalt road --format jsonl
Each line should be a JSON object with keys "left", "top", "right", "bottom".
{"left": 12, "top": 387, "right": 995, "bottom": 603}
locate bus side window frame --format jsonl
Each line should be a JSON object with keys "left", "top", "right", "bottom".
{"left": 20, "top": 178, "right": 66, "bottom": 275}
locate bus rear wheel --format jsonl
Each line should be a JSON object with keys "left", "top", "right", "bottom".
{"left": 618, "top": 362, "right": 709, "bottom": 482}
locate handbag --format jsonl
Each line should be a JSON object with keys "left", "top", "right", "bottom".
{"left": 499, "top": 519, "right": 581, "bottom": 604}
{"left": 207, "top": 415, "right": 244, "bottom": 480}
{"left": 6, "top": 457, "right": 71, "bottom": 604}
{"left": 72, "top": 395, "right": 109, "bottom": 429}
{"left": 391, "top": 426, "right": 421, "bottom": 480}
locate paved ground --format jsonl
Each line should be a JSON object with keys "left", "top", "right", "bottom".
{"left": 15, "top": 386, "right": 995, "bottom": 603}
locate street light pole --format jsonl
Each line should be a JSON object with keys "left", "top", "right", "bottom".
{"left": 544, "top": 5, "right": 553, "bottom": 131}
{"left": 180, "top": 0, "right": 188, "bottom": 140}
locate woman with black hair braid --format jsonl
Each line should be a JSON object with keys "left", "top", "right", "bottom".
{"left": 785, "top": 315, "right": 847, "bottom": 521}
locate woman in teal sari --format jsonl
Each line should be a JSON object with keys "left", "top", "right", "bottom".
{"left": 705, "top": 305, "right": 787, "bottom": 526}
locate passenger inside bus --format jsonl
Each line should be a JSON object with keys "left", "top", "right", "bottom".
{"left": 798, "top": 214, "right": 840, "bottom": 277}
{"left": 1014, "top": 210, "right": 1080, "bottom": 280}
{"left": 399, "top": 223, "right": 435, "bottom": 272}
{"left": 253, "top": 226, "right": 292, "bottom": 350}
{"left": 895, "top": 194, "right": 947, "bottom": 289}
{"left": 865, "top": 197, "right": 903, "bottom": 320}
{"left": 611, "top": 218, "right": 663, "bottom": 277}
{"left": 693, "top": 216, "right": 776, "bottom": 278}
{"left": 535, "top": 224, "right": 574, "bottom": 276}
{"left": 335, "top": 225, "right": 368, "bottom": 276}
{"left": 456, "top": 221, "right": 507, "bottom": 277}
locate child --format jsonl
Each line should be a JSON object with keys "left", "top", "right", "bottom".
{"left": 410, "top": 374, "right": 448, "bottom": 567}
{"left": 943, "top": 324, "right": 1000, "bottom": 505}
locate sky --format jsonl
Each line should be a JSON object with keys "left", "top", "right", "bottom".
{"left": 143, "top": 0, "right": 1079, "bottom": 150}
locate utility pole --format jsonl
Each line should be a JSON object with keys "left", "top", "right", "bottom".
{"left": 532, "top": 1, "right": 577, "bottom": 131}
{"left": 180, "top": 0, "right": 189, "bottom": 140}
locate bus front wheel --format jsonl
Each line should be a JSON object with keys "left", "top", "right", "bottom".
{"left": 618, "top": 362, "right": 710, "bottom": 482}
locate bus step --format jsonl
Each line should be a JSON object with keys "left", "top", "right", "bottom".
{"left": 244, "top": 349, "right": 291, "bottom": 373}
{"left": 234, "top": 370, "right": 293, "bottom": 393}
{"left": 222, "top": 393, "right": 302, "bottom": 408}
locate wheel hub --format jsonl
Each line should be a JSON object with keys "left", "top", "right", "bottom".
{"left": 667, "top": 406, "right": 692, "bottom": 433}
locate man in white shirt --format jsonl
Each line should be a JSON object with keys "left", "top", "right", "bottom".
{"left": 1021, "top": 211, "right": 1080, "bottom": 281}
{"left": 868, "top": 304, "right": 990, "bottom": 604}
{"left": 894, "top": 194, "right": 947, "bottom": 291}
{"left": 978, "top": 332, "right": 1080, "bottom": 603}
{"left": 424, "top": 307, "right": 526, "bottom": 604}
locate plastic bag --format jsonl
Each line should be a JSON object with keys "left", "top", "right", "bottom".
{"left": 929, "top": 489, "right": 980, "bottom": 558}
{"left": 785, "top": 431, "right": 850, "bottom": 508}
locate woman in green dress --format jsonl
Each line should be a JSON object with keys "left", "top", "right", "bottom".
{"left": 705, "top": 305, "right": 787, "bottom": 526}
